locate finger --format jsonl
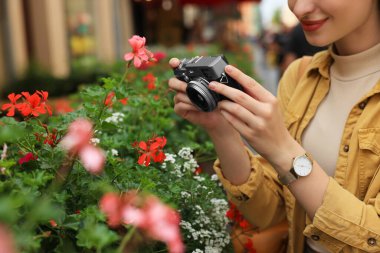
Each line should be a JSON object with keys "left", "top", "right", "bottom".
{"left": 224, "top": 65, "right": 274, "bottom": 102}
{"left": 174, "top": 92, "right": 192, "bottom": 105}
{"left": 169, "top": 58, "right": 181, "bottom": 68}
{"left": 174, "top": 102, "right": 201, "bottom": 119}
{"left": 168, "top": 77, "right": 187, "bottom": 93}
{"left": 218, "top": 100, "right": 262, "bottom": 131}
{"left": 219, "top": 108, "right": 264, "bottom": 139}
{"left": 210, "top": 81, "right": 266, "bottom": 115}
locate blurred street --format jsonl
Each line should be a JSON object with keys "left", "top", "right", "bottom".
{"left": 252, "top": 40, "right": 280, "bottom": 95}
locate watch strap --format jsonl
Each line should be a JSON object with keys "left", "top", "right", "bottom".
{"left": 278, "top": 168, "right": 298, "bottom": 186}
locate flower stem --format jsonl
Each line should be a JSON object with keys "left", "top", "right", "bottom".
{"left": 118, "top": 226, "right": 137, "bottom": 253}
{"left": 95, "top": 68, "right": 129, "bottom": 129}
{"left": 117, "top": 68, "right": 129, "bottom": 87}
{"left": 50, "top": 153, "right": 76, "bottom": 191}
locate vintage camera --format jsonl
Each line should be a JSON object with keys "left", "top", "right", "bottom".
{"left": 173, "top": 55, "right": 243, "bottom": 112}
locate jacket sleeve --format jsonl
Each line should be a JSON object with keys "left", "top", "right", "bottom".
{"left": 213, "top": 148, "right": 286, "bottom": 229}
{"left": 212, "top": 59, "right": 304, "bottom": 230}
{"left": 304, "top": 179, "right": 380, "bottom": 253}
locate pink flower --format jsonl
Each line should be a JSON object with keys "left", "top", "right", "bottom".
{"left": 100, "top": 192, "right": 184, "bottom": 253}
{"left": 0, "top": 224, "right": 18, "bottom": 253}
{"left": 124, "top": 35, "right": 155, "bottom": 68}
{"left": 137, "top": 51, "right": 166, "bottom": 70}
{"left": 79, "top": 145, "right": 105, "bottom": 175}
{"left": 99, "top": 192, "right": 124, "bottom": 227}
{"left": 60, "top": 118, "right": 105, "bottom": 174}
{"left": 138, "top": 197, "right": 184, "bottom": 253}
{"left": 60, "top": 118, "right": 93, "bottom": 153}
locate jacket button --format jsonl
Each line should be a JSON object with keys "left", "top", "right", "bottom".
{"left": 236, "top": 194, "right": 249, "bottom": 201}
{"left": 343, "top": 145, "right": 349, "bottom": 152}
{"left": 359, "top": 102, "right": 367, "bottom": 109}
{"left": 367, "top": 238, "right": 377, "bottom": 246}
{"left": 311, "top": 235, "right": 320, "bottom": 241}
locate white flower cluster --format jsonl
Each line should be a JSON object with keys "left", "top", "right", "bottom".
{"left": 90, "top": 138, "right": 100, "bottom": 145}
{"left": 191, "top": 247, "right": 221, "bottom": 253}
{"left": 178, "top": 147, "right": 193, "bottom": 159}
{"left": 180, "top": 199, "right": 230, "bottom": 252}
{"left": 161, "top": 147, "right": 199, "bottom": 177}
{"left": 161, "top": 153, "right": 177, "bottom": 169}
{"left": 211, "top": 174, "right": 222, "bottom": 187}
{"left": 161, "top": 147, "right": 230, "bottom": 252}
{"left": 106, "top": 148, "right": 119, "bottom": 157}
{"left": 104, "top": 112, "right": 125, "bottom": 124}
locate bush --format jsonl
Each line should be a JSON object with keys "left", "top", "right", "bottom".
{"left": 0, "top": 37, "right": 254, "bottom": 253}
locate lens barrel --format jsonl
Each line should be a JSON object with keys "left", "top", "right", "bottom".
{"left": 186, "top": 78, "right": 219, "bottom": 112}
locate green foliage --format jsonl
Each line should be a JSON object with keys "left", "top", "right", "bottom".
{"left": 0, "top": 44, "right": 253, "bottom": 252}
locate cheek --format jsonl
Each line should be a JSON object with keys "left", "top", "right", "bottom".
{"left": 287, "top": 0, "right": 296, "bottom": 13}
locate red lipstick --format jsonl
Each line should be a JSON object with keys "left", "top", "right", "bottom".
{"left": 301, "top": 18, "right": 328, "bottom": 32}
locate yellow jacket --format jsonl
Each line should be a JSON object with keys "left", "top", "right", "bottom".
{"left": 213, "top": 50, "right": 380, "bottom": 253}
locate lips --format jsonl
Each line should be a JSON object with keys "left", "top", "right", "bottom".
{"left": 301, "top": 18, "right": 328, "bottom": 32}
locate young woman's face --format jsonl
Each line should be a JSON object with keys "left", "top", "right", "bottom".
{"left": 288, "top": 0, "right": 380, "bottom": 54}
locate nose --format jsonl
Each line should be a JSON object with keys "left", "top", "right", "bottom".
{"left": 289, "top": 0, "right": 316, "bottom": 20}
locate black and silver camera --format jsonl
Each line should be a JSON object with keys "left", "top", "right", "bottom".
{"left": 173, "top": 55, "right": 243, "bottom": 112}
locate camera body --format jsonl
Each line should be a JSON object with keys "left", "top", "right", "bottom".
{"left": 173, "top": 55, "right": 242, "bottom": 112}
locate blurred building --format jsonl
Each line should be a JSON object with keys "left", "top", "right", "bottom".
{"left": 0, "top": 0, "right": 262, "bottom": 89}
{"left": 0, "top": 0, "right": 134, "bottom": 87}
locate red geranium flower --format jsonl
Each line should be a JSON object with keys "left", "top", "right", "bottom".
{"left": 18, "top": 92, "right": 46, "bottom": 117}
{"left": 1, "top": 93, "right": 22, "bottom": 116}
{"left": 104, "top": 91, "right": 115, "bottom": 107}
{"left": 119, "top": 97, "right": 128, "bottom": 105}
{"left": 194, "top": 167, "right": 203, "bottom": 175}
{"left": 133, "top": 136, "right": 167, "bottom": 166}
{"left": 142, "top": 73, "right": 156, "bottom": 90}
{"left": 244, "top": 238, "right": 257, "bottom": 253}
{"left": 1, "top": 90, "right": 53, "bottom": 117}
{"left": 18, "top": 152, "right": 38, "bottom": 165}
{"left": 37, "top": 90, "right": 53, "bottom": 115}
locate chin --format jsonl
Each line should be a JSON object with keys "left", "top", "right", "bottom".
{"left": 305, "top": 35, "right": 332, "bottom": 48}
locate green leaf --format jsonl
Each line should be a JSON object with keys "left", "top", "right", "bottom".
{"left": 76, "top": 221, "right": 119, "bottom": 249}
{"left": 0, "top": 118, "right": 28, "bottom": 144}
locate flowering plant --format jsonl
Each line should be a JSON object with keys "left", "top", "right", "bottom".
{"left": 0, "top": 35, "right": 248, "bottom": 253}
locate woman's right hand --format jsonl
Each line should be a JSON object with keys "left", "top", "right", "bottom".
{"left": 168, "top": 58, "right": 229, "bottom": 131}
{"left": 169, "top": 58, "right": 252, "bottom": 185}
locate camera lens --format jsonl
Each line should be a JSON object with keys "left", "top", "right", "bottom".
{"left": 186, "top": 78, "right": 219, "bottom": 112}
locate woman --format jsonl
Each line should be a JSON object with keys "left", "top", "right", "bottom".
{"left": 168, "top": 0, "right": 380, "bottom": 252}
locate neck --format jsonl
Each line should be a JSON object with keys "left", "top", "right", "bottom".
{"left": 335, "top": 10, "right": 380, "bottom": 55}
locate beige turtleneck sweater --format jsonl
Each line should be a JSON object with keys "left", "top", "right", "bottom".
{"left": 302, "top": 43, "right": 380, "bottom": 252}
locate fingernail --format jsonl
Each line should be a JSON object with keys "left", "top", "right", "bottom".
{"left": 225, "top": 65, "right": 233, "bottom": 73}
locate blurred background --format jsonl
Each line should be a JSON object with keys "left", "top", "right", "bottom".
{"left": 0, "top": 0, "right": 303, "bottom": 98}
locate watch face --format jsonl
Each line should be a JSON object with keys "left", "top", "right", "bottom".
{"left": 293, "top": 155, "right": 312, "bottom": 176}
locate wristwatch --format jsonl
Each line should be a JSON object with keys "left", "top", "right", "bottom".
{"left": 278, "top": 153, "right": 313, "bottom": 185}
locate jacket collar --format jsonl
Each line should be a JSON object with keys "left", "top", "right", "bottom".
{"left": 307, "top": 45, "right": 380, "bottom": 97}
{"left": 306, "top": 46, "right": 334, "bottom": 79}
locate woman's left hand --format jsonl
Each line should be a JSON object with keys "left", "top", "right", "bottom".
{"left": 209, "top": 64, "right": 301, "bottom": 170}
